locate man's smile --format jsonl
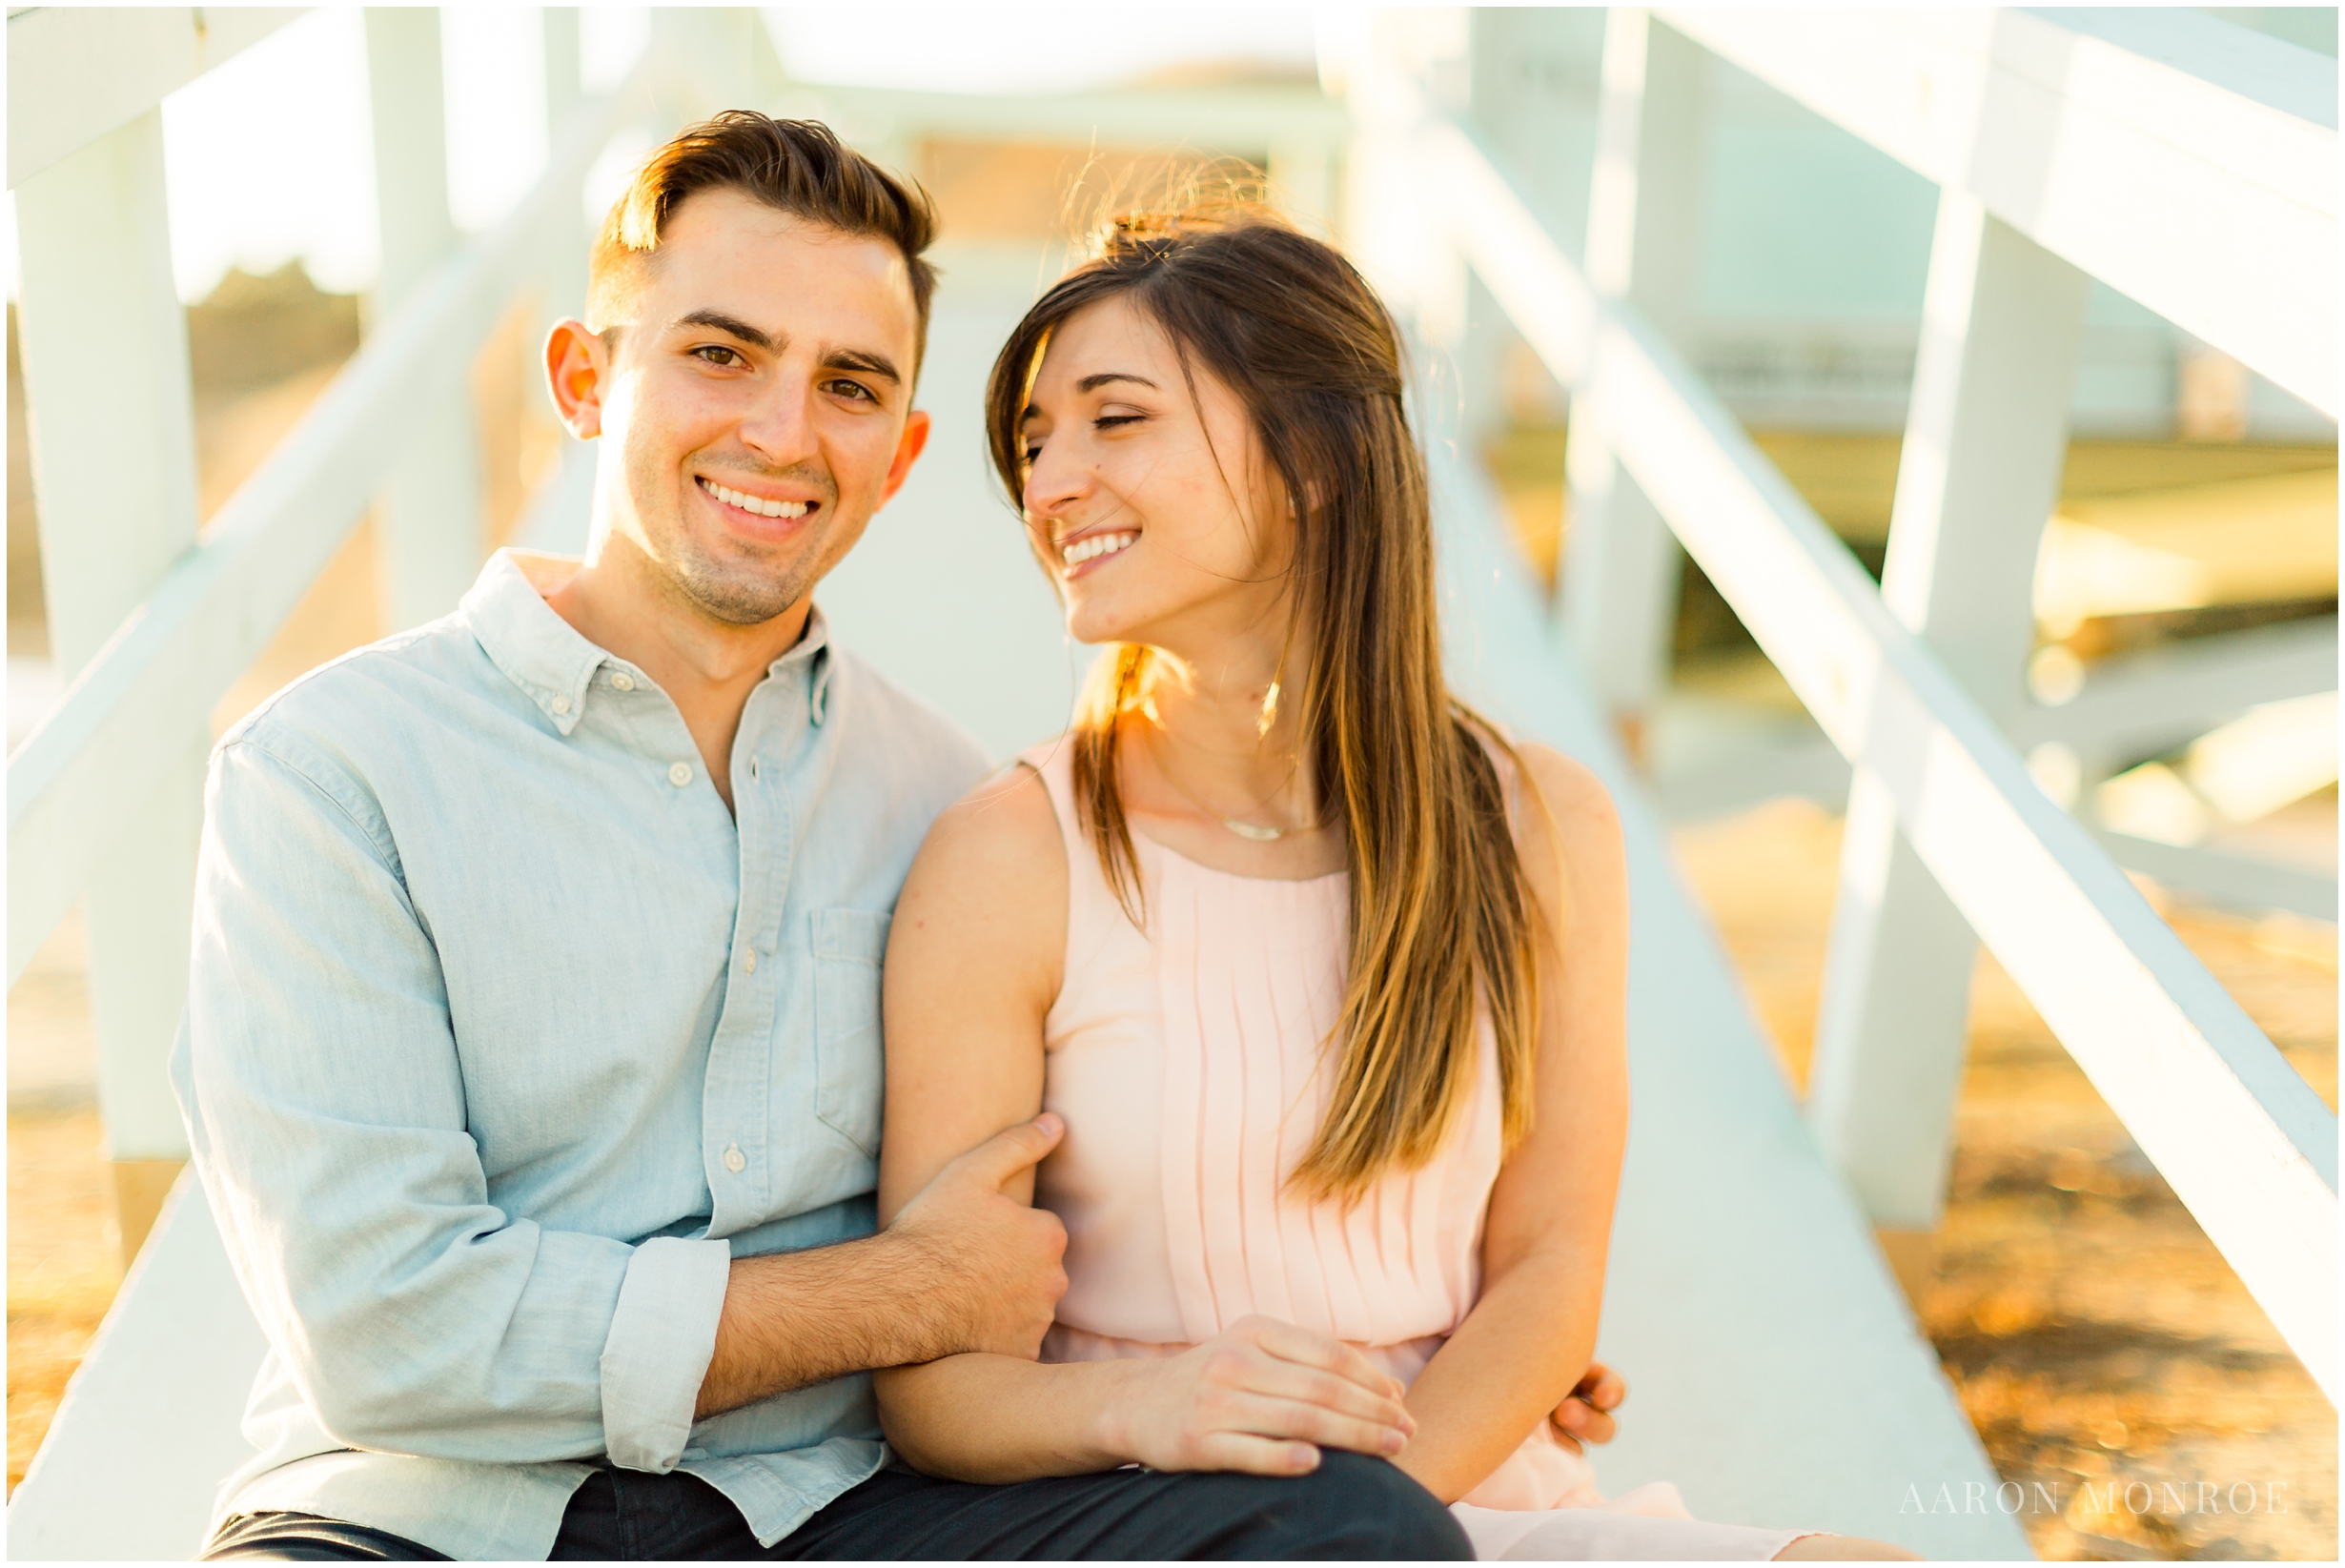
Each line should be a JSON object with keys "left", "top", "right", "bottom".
{"left": 693, "top": 474, "right": 829, "bottom": 551}
{"left": 700, "top": 477, "right": 811, "bottom": 519}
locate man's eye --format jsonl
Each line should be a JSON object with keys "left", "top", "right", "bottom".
{"left": 826, "top": 378, "right": 876, "bottom": 402}
{"left": 694, "top": 345, "right": 744, "bottom": 367}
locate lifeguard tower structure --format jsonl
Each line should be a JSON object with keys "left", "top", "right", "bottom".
{"left": 8, "top": 9, "right": 2334, "bottom": 1558}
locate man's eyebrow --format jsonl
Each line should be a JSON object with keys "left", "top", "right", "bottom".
{"left": 672, "top": 309, "right": 776, "bottom": 351}
{"left": 824, "top": 348, "right": 902, "bottom": 387}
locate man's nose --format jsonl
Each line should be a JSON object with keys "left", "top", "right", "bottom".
{"left": 737, "top": 377, "right": 821, "bottom": 468}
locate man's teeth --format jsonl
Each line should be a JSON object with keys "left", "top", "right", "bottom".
{"left": 1061, "top": 532, "right": 1137, "bottom": 566}
{"left": 703, "top": 479, "right": 809, "bottom": 519}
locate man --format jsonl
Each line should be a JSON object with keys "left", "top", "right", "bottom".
{"left": 174, "top": 112, "right": 1490, "bottom": 1561}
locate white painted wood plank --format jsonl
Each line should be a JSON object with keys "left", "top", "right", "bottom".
{"left": 1430, "top": 432, "right": 2031, "bottom": 1558}
{"left": 2011, "top": 616, "right": 2339, "bottom": 759}
{"left": 2092, "top": 830, "right": 2337, "bottom": 924}
{"left": 1559, "top": 9, "right": 1696, "bottom": 724}
{"left": 12, "top": 111, "right": 203, "bottom": 679}
{"left": 6, "top": 1174, "right": 268, "bottom": 1560}
{"left": 1660, "top": 7, "right": 2337, "bottom": 417}
{"left": 1431, "top": 112, "right": 2338, "bottom": 1402}
{"left": 5, "top": 7, "right": 303, "bottom": 190}
{"left": 365, "top": 7, "right": 483, "bottom": 630}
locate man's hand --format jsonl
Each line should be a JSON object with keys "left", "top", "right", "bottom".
{"left": 885, "top": 1114, "right": 1071, "bottom": 1361}
{"left": 696, "top": 1115, "right": 1069, "bottom": 1420}
{"left": 1549, "top": 1361, "right": 1625, "bottom": 1455}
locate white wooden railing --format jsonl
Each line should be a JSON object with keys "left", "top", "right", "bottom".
{"left": 1339, "top": 8, "right": 2336, "bottom": 1402}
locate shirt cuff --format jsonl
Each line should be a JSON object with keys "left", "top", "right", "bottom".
{"left": 599, "top": 1235, "right": 731, "bottom": 1472}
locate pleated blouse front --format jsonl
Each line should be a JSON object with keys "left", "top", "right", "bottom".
{"left": 1012, "top": 743, "right": 1821, "bottom": 1553}
{"left": 1020, "top": 742, "right": 1504, "bottom": 1377}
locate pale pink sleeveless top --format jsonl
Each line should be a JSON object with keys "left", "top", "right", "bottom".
{"left": 1019, "top": 739, "right": 1611, "bottom": 1511}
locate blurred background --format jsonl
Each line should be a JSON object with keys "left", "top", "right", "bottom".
{"left": 7, "top": 8, "right": 2335, "bottom": 1560}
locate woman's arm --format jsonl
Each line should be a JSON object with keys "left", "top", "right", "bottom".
{"left": 872, "top": 767, "right": 1413, "bottom": 1483}
{"left": 1392, "top": 743, "right": 1633, "bottom": 1503}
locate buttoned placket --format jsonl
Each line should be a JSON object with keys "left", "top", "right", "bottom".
{"left": 695, "top": 657, "right": 816, "bottom": 1232}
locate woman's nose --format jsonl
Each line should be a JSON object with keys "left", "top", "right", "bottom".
{"left": 1023, "top": 447, "right": 1091, "bottom": 527}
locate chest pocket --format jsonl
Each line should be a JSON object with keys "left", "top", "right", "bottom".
{"left": 812, "top": 907, "right": 891, "bottom": 1155}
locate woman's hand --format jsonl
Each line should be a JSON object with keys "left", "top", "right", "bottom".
{"left": 1101, "top": 1315, "right": 1417, "bottom": 1476}
{"left": 1549, "top": 1361, "right": 1625, "bottom": 1454}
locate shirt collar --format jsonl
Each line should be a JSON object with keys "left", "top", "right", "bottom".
{"left": 459, "top": 549, "right": 835, "bottom": 736}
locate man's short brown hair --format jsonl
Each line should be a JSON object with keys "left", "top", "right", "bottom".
{"left": 588, "top": 112, "right": 939, "bottom": 372}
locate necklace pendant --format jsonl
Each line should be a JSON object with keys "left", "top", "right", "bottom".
{"left": 1223, "top": 818, "right": 1286, "bottom": 843}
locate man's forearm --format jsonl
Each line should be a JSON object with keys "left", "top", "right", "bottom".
{"left": 695, "top": 1229, "right": 953, "bottom": 1419}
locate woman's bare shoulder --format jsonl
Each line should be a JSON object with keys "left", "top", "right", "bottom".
{"left": 1513, "top": 742, "right": 1618, "bottom": 830}
{"left": 909, "top": 762, "right": 1068, "bottom": 891}
{"left": 1506, "top": 740, "right": 1626, "bottom": 903}
{"left": 891, "top": 762, "right": 1070, "bottom": 1016}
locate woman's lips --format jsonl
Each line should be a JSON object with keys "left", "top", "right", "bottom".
{"left": 1059, "top": 530, "right": 1137, "bottom": 577}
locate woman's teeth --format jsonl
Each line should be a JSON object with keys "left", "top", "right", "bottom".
{"left": 1061, "top": 532, "right": 1136, "bottom": 566}
{"left": 702, "top": 479, "right": 809, "bottom": 519}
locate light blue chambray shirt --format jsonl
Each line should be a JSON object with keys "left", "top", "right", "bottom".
{"left": 171, "top": 550, "right": 991, "bottom": 1560}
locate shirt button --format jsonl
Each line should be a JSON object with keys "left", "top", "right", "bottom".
{"left": 668, "top": 762, "right": 692, "bottom": 787}
{"left": 723, "top": 1145, "right": 746, "bottom": 1173}
{"left": 549, "top": 694, "right": 570, "bottom": 716}
{"left": 743, "top": 950, "right": 757, "bottom": 974}
{"left": 610, "top": 672, "right": 635, "bottom": 692}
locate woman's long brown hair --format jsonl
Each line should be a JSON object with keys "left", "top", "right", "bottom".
{"left": 984, "top": 199, "right": 1545, "bottom": 1202}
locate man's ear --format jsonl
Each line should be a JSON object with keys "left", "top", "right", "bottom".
{"left": 879, "top": 408, "right": 933, "bottom": 506}
{"left": 544, "top": 319, "right": 608, "bottom": 439}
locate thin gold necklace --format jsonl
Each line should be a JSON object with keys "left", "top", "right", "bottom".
{"left": 1143, "top": 725, "right": 1330, "bottom": 843}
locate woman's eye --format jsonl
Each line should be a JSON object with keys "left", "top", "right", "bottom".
{"left": 1022, "top": 444, "right": 1043, "bottom": 465}
{"left": 1094, "top": 414, "right": 1142, "bottom": 431}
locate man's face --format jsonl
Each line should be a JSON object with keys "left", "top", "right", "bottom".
{"left": 563, "top": 188, "right": 928, "bottom": 626}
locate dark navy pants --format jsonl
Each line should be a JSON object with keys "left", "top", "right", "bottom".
{"left": 201, "top": 1451, "right": 1473, "bottom": 1560}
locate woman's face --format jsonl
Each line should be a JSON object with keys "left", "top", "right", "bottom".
{"left": 1018, "top": 295, "right": 1292, "bottom": 650}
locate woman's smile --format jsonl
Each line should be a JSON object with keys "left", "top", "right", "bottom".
{"left": 1059, "top": 529, "right": 1139, "bottom": 578}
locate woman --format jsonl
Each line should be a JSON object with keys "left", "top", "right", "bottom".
{"left": 871, "top": 201, "right": 1916, "bottom": 1560}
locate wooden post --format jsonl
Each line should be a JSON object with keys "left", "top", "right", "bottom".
{"left": 1558, "top": 9, "right": 1706, "bottom": 750}
{"left": 11, "top": 109, "right": 204, "bottom": 1263}
{"left": 1808, "top": 188, "right": 2090, "bottom": 1291}
{"left": 365, "top": 7, "right": 483, "bottom": 629}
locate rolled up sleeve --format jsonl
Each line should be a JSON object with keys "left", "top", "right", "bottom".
{"left": 172, "top": 736, "right": 716, "bottom": 1464}
{"left": 601, "top": 1236, "right": 732, "bottom": 1470}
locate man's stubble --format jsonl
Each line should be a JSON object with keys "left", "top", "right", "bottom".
{"left": 633, "top": 452, "right": 847, "bottom": 629}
